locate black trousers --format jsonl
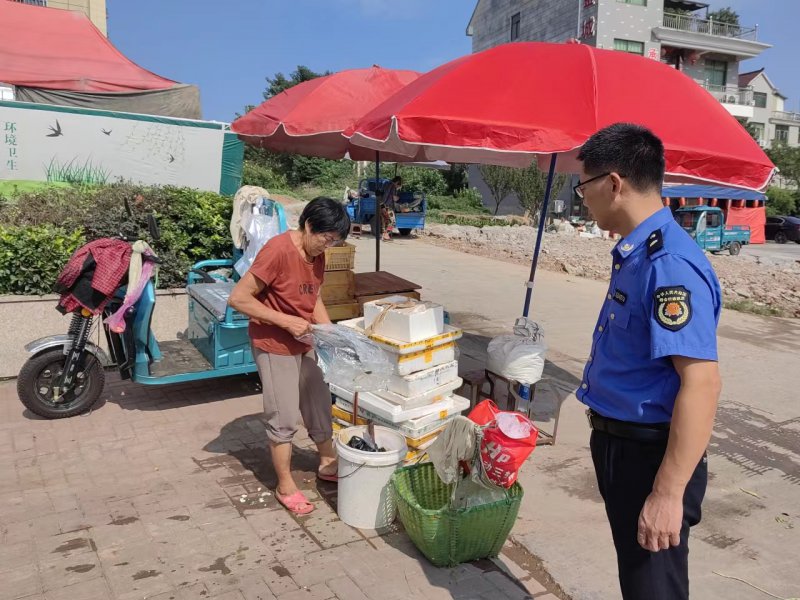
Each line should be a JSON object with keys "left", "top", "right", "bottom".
{"left": 590, "top": 430, "right": 707, "bottom": 600}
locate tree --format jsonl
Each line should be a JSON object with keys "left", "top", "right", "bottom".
{"left": 766, "top": 186, "right": 797, "bottom": 217}
{"left": 708, "top": 7, "right": 739, "bottom": 25}
{"left": 735, "top": 117, "right": 760, "bottom": 143}
{"left": 442, "top": 164, "right": 469, "bottom": 195}
{"left": 511, "top": 164, "right": 568, "bottom": 224}
{"left": 478, "top": 165, "right": 517, "bottom": 215}
{"left": 767, "top": 144, "right": 800, "bottom": 189}
{"left": 264, "top": 65, "right": 330, "bottom": 99}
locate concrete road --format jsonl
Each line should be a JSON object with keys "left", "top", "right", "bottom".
{"left": 352, "top": 234, "right": 800, "bottom": 600}
{"left": 741, "top": 240, "right": 800, "bottom": 263}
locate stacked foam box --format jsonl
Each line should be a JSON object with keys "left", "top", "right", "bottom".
{"left": 331, "top": 296, "right": 469, "bottom": 464}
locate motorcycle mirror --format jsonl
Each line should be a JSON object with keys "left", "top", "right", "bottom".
{"left": 124, "top": 198, "right": 133, "bottom": 218}
{"left": 147, "top": 213, "right": 161, "bottom": 242}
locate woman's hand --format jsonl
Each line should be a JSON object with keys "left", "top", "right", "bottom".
{"left": 281, "top": 315, "right": 312, "bottom": 338}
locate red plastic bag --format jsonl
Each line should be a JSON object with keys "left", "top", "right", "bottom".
{"left": 468, "top": 400, "right": 538, "bottom": 488}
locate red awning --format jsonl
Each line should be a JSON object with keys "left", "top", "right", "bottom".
{"left": 0, "top": 1, "right": 176, "bottom": 92}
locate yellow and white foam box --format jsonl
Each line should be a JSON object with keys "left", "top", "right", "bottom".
{"left": 332, "top": 419, "right": 437, "bottom": 463}
{"left": 374, "top": 377, "right": 463, "bottom": 410}
{"left": 385, "top": 360, "right": 460, "bottom": 399}
{"left": 363, "top": 295, "right": 444, "bottom": 343}
{"left": 330, "top": 382, "right": 470, "bottom": 424}
{"left": 339, "top": 317, "right": 463, "bottom": 376}
{"left": 331, "top": 398, "right": 460, "bottom": 439}
{"left": 330, "top": 407, "right": 447, "bottom": 449}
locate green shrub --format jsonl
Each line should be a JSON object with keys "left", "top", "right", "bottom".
{"left": 427, "top": 189, "right": 488, "bottom": 214}
{"left": 242, "top": 160, "right": 289, "bottom": 191}
{"left": 0, "top": 226, "right": 84, "bottom": 295}
{"left": 0, "top": 183, "right": 233, "bottom": 291}
{"left": 766, "top": 186, "right": 797, "bottom": 217}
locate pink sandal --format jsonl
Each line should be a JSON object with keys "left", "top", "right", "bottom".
{"left": 317, "top": 470, "right": 338, "bottom": 483}
{"left": 275, "top": 490, "right": 314, "bottom": 515}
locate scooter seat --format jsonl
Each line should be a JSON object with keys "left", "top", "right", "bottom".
{"left": 187, "top": 281, "right": 237, "bottom": 321}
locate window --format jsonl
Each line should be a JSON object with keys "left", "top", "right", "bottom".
{"left": 510, "top": 12, "right": 521, "bottom": 41}
{"left": 613, "top": 39, "right": 644, "bottom": 55}
{"left": 753, "top": 92, "right": 767, "bottom": 108}
{"left": 750, "top": 122, "right": 765, "bottom": 142}
{"left": 706, "top": 212, "right": 721, "bottom": 228}
{"left": 775, "top": 125, "right": 789, "bottom": 143}
{"left": 705, "top": 59, "right": 728, "bottom": 87}
{"left": 618, "top": 0, "right": 646, "bottom": 5}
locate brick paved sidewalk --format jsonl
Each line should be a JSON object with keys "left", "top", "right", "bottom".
{"left": 0, "top": 374, "right": 563, "bottom": 600}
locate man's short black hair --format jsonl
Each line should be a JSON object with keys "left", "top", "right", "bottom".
{"left": 577, "top": 123, "right": 665, "bottom": 193}
{"left": 299, "top": 197, "right": 350, "bottom": 240}
{"left": 392, "top": 176, "right": 402, "bottom": 184}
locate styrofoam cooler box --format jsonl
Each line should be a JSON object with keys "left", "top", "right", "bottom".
{"left": 332, "top": 402, "right": 453, "bottom": 441}
{"left": 363, "top": 295, "right": 444, "bottom": 343}
{"left": 375, "top": 378, "right": 463, "bottom": 409}
{"left": 387, "top": 360, "right": 459, "bottom": 397}
{"left": 330, "top": 382, "right": 469, "bottom": 423}
{"left": 339, "top": 317, "right": 462, "bottom": 375}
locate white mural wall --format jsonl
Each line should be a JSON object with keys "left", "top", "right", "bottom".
{"left": 1, "top": 102, "right": 226, "bottom": 192}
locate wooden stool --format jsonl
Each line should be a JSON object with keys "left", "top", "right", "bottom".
{"left": 349, "top": 223, "right": 363, "bottom": 238}
{"left": 459, "top": 369, "right": 489, "bottom": 410}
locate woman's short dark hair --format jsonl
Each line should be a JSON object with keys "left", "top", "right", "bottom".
{"left": 577, "top": 123, "right": 665, "bottom": 193}
{"left": 299, "top": 197, "right": 350, "bottom": 240}
{"left": 392, "top": 176, "right": 402, "bottom": 184}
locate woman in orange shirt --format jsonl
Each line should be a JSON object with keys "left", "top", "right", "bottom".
{"left": 229, "top": 197, "right": 350, "bottom": 515}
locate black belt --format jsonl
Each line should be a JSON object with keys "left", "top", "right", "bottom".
{"left": 586, "top": 409, "right": 670, "bottom": 443}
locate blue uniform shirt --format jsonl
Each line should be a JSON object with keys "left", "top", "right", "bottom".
{"left": 576, "top": 207, "right": 721, "bottom": 424}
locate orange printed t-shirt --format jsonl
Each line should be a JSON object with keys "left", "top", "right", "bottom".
{"left": 248, "top": 232, "right": 324, "bottom": 356}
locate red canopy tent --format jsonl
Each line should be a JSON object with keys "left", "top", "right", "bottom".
{"left": 0, "top": 1, "right": 200, "bottom": 118}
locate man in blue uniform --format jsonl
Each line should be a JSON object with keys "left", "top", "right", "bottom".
{"left": 574, "top": 123, "right": 722, "bottom": 599}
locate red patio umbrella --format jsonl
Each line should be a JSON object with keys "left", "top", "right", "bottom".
{"left": 232, "top": 66, "right": 422, "bottom": 269}
{"left": 346, "top": 42, "right": 776, "bottom": 314}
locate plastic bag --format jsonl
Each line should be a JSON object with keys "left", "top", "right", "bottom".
{"left": 486, "top": 317, "right": 547, "bottom": 385}
{"left": 307, "top": 324, "right": 393, "bottom": 392}
{"left": 234, "top": 209, "right": 281, "bottom": 276}
{"left": 469, "top": 399, "right": 538, "bottom": 488}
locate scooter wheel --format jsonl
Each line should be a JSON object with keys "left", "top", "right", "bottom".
{"left": 17, "top": 348, "right": 105, "bottom": 419}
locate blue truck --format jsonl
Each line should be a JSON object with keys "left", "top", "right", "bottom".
{"left": 674, "top": 206, "right": 750, "bottom": 255}
{"left": 346, "top": 177, "right": 427, "bottom": 237}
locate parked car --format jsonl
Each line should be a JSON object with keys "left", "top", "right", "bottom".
{"left": 765, "top": 215, "right": 800, "bottom": 244}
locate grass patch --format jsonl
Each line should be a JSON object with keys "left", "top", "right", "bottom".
{"left": 427, "top": 209, "right": 516, "bottom": 227}
{"left": 0, "top": 180, "right": 73, "bottom": 197}
{"left": 724, "top": 299, "right": 784, "bottom": 318}
{"left": 45, "top": 157, "right": 110, "bottom": 185}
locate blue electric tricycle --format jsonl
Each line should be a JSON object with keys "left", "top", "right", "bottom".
{"left": 17, "top": 199, "right": 288, "bottom": 419}
{"left": 346, "top": 177, "right": 426, "bottom": 236}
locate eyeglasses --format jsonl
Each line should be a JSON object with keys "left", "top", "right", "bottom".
{"left": 319, "top": 233, "right": 343, "bottom": 247}
{"left": 573, "top": 172, "right": 626, "bottom": 199}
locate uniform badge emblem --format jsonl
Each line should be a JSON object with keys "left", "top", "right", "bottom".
{"left": 653, "top": 286, "right": 691, "bottom": 331}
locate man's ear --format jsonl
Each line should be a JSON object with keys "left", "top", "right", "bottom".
{"left": 608, "top": 172, "right": 625, "bottom": 195}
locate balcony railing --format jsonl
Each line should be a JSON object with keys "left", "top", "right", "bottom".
{"left": 696, "top": 81, "right": 754, "bottom": 106}
{"left": 662, "top": 12, "right": 758, "bottom": 41}
{"left": 772, "top": 110, "right": 800, "bottom": 123}
{"left": 11, "top": 0, "right": 48, "bottom": 5}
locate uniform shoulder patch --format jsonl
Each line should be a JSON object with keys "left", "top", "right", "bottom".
{"left": 653, "top": 286, "right": 691, "bottom": 331}
{"left": 647, "top": 230, "right": 663, "bottom": 256}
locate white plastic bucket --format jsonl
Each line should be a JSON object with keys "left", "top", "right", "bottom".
{"left": 335, "top": 425, "right": 407, "bottom": 529}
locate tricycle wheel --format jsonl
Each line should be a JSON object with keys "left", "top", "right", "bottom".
{"left": 398, "top": 228, "right": 412, "bottom": 237}
{"left": 774, "top": 231, "right": 787, "bottom": 244}
{"left": 17, "top": 348, "right": 105, "bottom": 419}
{"left": 728, "top": 241, "right": 741, "bottom": 256}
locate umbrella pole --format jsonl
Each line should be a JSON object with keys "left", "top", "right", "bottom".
{"left": 375, "top": 151, "right": 381, "bottom": 272}
{"left": 522, "top": 153, "right": 558, "bottom": 317}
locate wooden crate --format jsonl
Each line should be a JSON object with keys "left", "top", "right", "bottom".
{"left": 356, "top": 290, "right": 421, "bottom": 308}
{"left": 325, "top": 301, "right": 361, "bottom": 322}
{"left": 321, "top": 270, "right": 355, "bottom": 304}
{"left": 324, "top": 243, "right": 356, "bottom": 271}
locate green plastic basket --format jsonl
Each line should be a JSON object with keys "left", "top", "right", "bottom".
{"left": 390, "top": 462, "right": 524, "bottom": 567}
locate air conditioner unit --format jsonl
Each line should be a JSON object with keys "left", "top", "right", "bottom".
{"left": 726, "top": 96, "right": 737, "bottom": 104}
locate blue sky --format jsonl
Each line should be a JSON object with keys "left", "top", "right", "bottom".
{"left": 106, "top": 0, "right": 800, "bottom": 122}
